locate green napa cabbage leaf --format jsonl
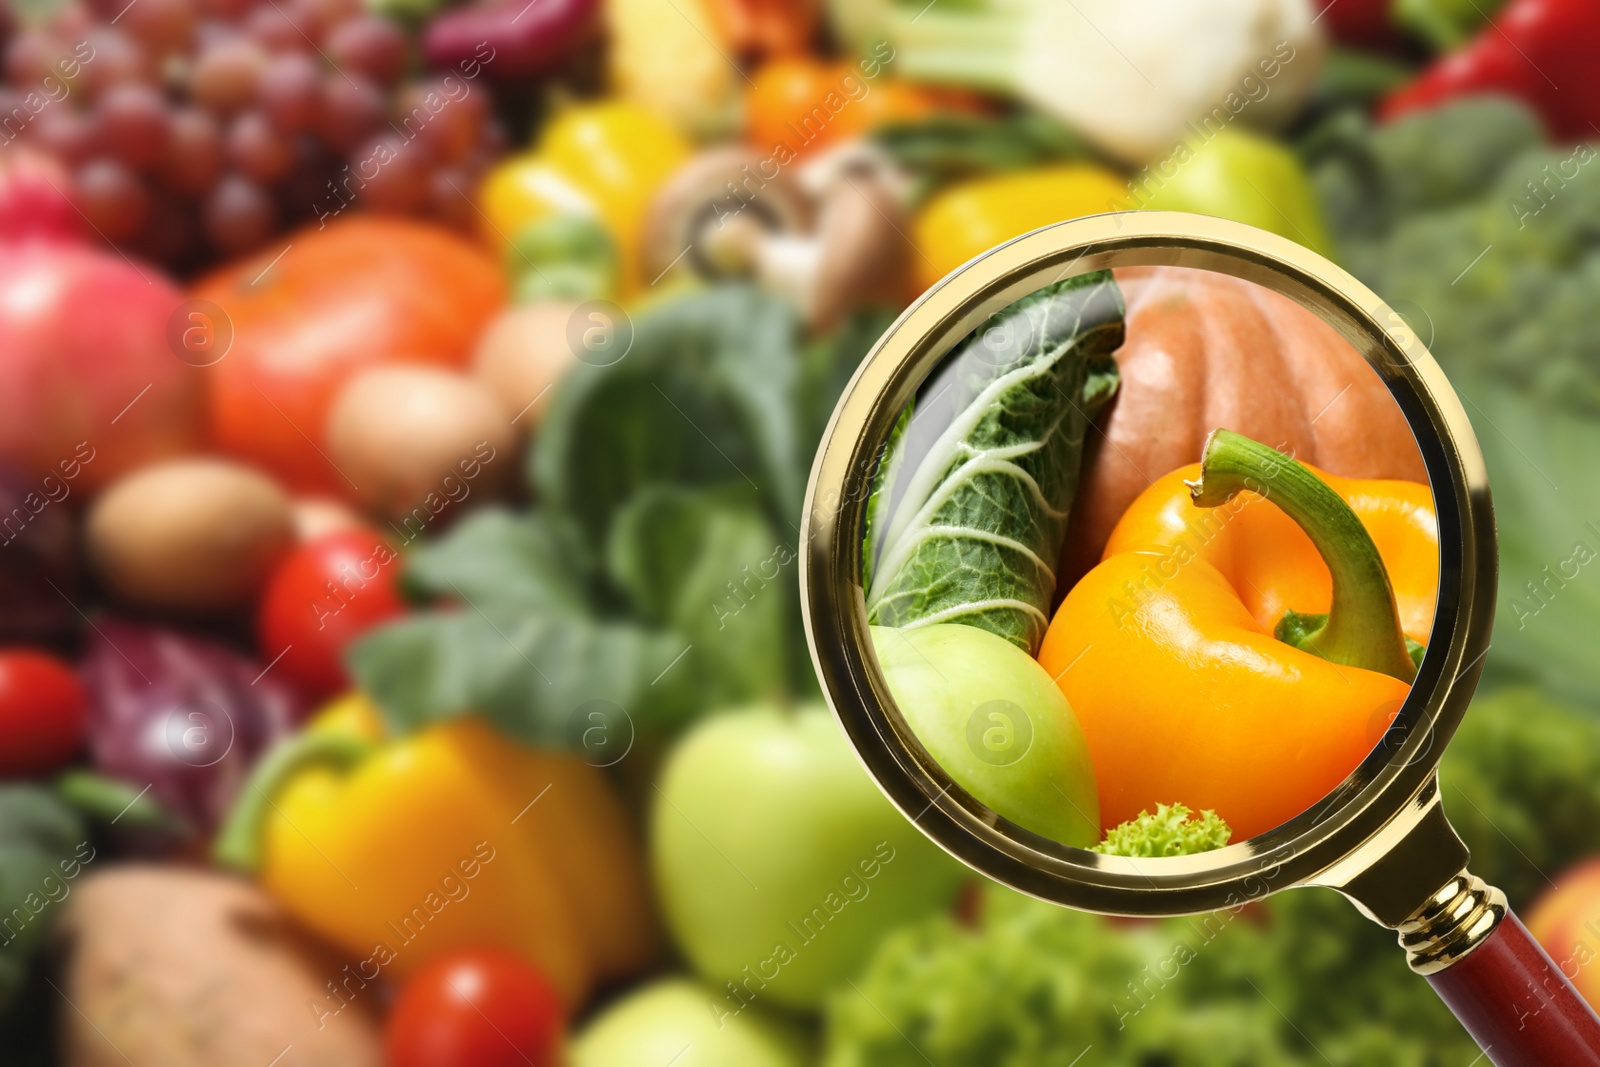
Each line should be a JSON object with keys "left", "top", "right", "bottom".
{"left": 863, "top": 270, "right": 1123, "bottom": 653}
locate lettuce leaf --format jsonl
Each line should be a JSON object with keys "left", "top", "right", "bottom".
{"left": 864, "top": 270, "right": 1122, "bottom": 653}
{"left": 532, "top": 285, "right": 807, "bottom": 547}
{"left": 826, "top": 684, "right": 1600, "bottom": 1067}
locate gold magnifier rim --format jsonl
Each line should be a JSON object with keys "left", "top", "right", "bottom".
{"left": 799, "top": 210, "right": 1496, "bottom": 915}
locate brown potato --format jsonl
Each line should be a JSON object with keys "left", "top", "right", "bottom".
{"left": 471, "top": 301, "right": 581, "bottom": 432}
{"left": 57, "top": 867, "right": 383, "bottom": 1067}
{"left": 87, "top": 458, "right": 293, "bottom": 614}
{"left": 326, "top": 366, "right": 513, "bottom": 520}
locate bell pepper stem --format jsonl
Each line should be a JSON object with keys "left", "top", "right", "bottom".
{"left": 1188, "top": 429, "right": 1417, "bottom": 683}
{"left": 1277, "top": 610, "right": 1428, "bottom": 670}
{"left": 212, "top": 731, "right": 375, "bottom": 874}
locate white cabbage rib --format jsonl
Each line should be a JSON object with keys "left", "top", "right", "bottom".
{"left": 862, "top": 271, "right": 1123, "bottom": 652}
{"left": 897, "top": 598, "right": 1052, "bottom": 632}
{"left": 866, "top": 344, "right": 1071, "bottom": 610}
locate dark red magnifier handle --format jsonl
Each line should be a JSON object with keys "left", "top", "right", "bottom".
{"left": 1428, "top": 909, "right": 1600, "bottom": 1066}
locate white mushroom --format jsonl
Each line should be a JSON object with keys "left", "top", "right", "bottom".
{"left": 643, "top": 142, "right": 913, "bottom": 332}
{"left": 640, "top": 145, "right": 812, "bottom": 288}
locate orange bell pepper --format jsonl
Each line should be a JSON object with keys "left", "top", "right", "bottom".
{"left": 744, "top": 55, "right": 938, "bottom": 160}
{"left": 1038, "top": 431, "right": 1435, "bottom": 842}
{"left": 1103, "top": 452, "right": 1438, "bottom": 646}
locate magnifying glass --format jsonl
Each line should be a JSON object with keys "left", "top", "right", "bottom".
{"left": 800, "top": 212, "right": 1600, "bottom": 1067}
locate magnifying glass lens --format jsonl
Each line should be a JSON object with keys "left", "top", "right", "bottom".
{"left": 861, "top": 263, "right": 1438, "bottom": 856}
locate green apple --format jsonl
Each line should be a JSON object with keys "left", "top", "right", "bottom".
{"left": 570, "top": 978, "right": 808, "bottom": 1067}
{"left": 870, "top": 623, "right": 1099, "bottom": 847}
{"left": 1139, "top": 126, "right": 1335, "bottom": 258}
{"left": 652, "top": 704, "right": 965, "bottom": 1012}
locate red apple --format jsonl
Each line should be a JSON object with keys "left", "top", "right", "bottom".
{"left": 1525, "top": 858, "right": 1600, "bottom": 1007}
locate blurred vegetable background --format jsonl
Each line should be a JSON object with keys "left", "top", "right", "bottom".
{"left": 2, "top": 0, "right": 1599, "bottom": 1063}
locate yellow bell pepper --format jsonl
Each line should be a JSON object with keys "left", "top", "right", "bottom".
{"left": 215, "top": 695, "right": 658, "bottom": 1010}
{"left": 477, "top": 100, "right": 691, "bottom": 296}
{"left": 911, "top": 164, "right": 1129, "bottom": 292}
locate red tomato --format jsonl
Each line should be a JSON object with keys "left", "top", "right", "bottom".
{"left": 256, "top": 528, "right": 406, "bottom": 698}
{"left": 0, "top": 649, "right": 88, "bottom": 776}
{"left": 386, "top": 949, "right": 565, "bottom": 1067}
{"left": 194, "top": 217, "right": 505, "bottom": 496}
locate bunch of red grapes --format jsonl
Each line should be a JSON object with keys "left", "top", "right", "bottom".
{"left": 0, "top": 0, "right": 506, "bottom": 269}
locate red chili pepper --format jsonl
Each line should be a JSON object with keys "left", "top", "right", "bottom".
{"left": 1380, "top": 0, "right": 1600, "bottom": 140}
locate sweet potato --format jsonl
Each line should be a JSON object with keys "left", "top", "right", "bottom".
{"left": 56, "top": 867, "right": 382, "bottom": 1067}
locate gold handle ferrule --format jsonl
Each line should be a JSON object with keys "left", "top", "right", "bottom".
{"left": 1397, "top": 870, "right": 1507, "bottom": 975}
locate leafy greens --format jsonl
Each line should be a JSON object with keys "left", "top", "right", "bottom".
{"left": 0, "top": 786, "right": 86, "bottom": 1011}
{"left": 864, "top": 270, "right": 1122, "bottom": 653}
{"left": 826, "top": 686, "right": 1600, "bottom": 1066}
{"left": 1092, "top": 803, "right": 1231, "bottom": 858}
{"left": 351, "top": 287, "right": 894, "bottom": 744}
{"left": 1308, "top": 96, "right": 1600, "bottom": 709}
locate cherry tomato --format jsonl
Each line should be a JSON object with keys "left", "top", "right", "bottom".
{"left": 0, "top": 649, "right": 88, "bottom": 777}
{"left": 386, "top": 949, "right": 565, "bottom": 1067}
{"left": 256, "top": 528, "right": 406, "bottom": 698}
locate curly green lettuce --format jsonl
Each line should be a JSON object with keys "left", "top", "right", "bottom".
{"left": 826, "top": 688, "right": 1600, "bottom": 1067}
{"left": 824, "top": 881, "right": 1474, "bottom": 1067}
{"left": 1093, "top": 804, "right": 1231, "bottom": 858}
{"left": 824, "top": 887, "right": 1296, "bottom": 1067}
